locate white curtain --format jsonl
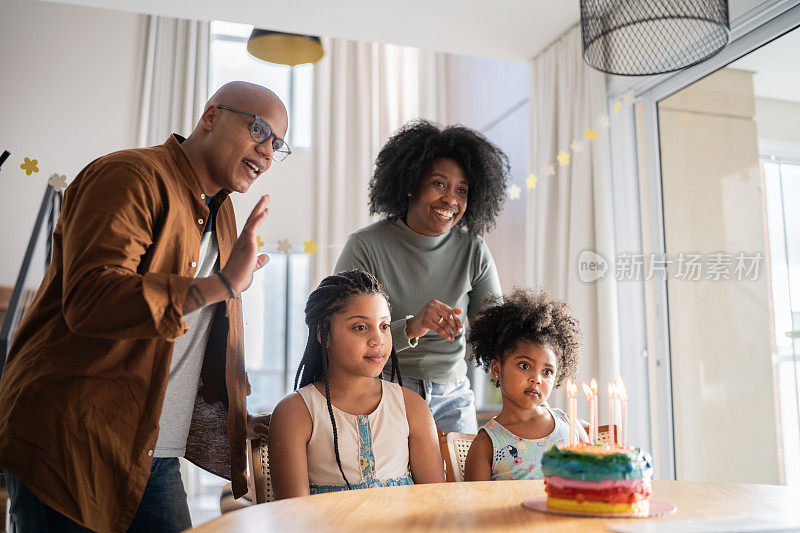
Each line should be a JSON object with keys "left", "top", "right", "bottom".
{"left": 526, "top": 26, "right": 621, "bottom": 398}
{"left": 137, "top": 16, "right": 210, "bottom": 147}
{"left": 311, "top": 38, "right": 447, "bottom": 285}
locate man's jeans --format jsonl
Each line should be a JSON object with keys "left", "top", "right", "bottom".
{"left": 388, "top": 374, "right": 478, "bottom": 434}
{"left": 5, "top": 457, "right": 192, "bottom": 532}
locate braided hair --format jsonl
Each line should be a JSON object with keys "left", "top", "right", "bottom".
{"left": 294, "top": 269, "right": 402, "bottom": 489}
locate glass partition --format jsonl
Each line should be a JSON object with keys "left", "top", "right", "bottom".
{"left": 655, "top": 25, "right": 800, "bottom": 484}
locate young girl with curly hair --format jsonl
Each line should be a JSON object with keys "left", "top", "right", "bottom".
{"left": 464, "top": 287, "right": 589, "bottom": 481}
{"left": 334, "top": 120, "right": 510, "bottom": 434}
{"left": 268, "top": 270, "right": 444, "bottom": 499}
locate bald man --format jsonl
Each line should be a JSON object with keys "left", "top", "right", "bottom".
{"left": 0, "top": 81, "right": 286, "bottom": 532}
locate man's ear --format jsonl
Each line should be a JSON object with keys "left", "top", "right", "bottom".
{"left": 199, "top": 103, "right": 217, "bottom": 132}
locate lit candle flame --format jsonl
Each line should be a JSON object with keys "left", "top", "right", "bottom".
{"left": 590, "top": 378, "right": 598, "bottom": 394}
{"left": 566, "top": 378, "right": 577, "bottom": 446}
{"left": 616, "top": 376, "right": 627, "bottom": 400}
{"left": 567, "top": 379, "right": 577, "bottom": 397}
{"left": 582, "top": 382, "right": 593, "bottom": 401}
{"left": 608, "top": 382, "right": 617, "bottom": 398}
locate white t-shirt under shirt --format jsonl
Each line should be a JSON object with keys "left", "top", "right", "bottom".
{"left": 154, "top": 205, "right": 219, "bottom": 458}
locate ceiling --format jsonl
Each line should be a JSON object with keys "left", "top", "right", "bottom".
{"left": 42, "top": 0, "right": 584, "bottom": 62}
{"left": 44, "top": 0, "right": 581, "bottom": 62}
{"left": 730, "top": 24, "right": 800, "bottom": 102}
{"left": 43, "top": 0, "right": 785, "bottom": 63}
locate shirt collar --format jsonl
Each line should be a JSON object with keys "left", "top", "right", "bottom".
{"left": 164, "top": 133, "right": 230, "bottom": 210}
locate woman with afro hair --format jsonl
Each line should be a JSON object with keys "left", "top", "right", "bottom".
{"left": 334, "top": 119, "right": 510, "bottom": 433}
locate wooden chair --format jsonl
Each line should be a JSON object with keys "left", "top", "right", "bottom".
{"left": 597, "top": 424, "right": 619, "bottom": 445}
{"left": 248, "top": 435, "right": 274, "bottom": 504}
{"left": 219, "top": 481, "right": 253, "bottom": 514}
{"left": 437, "top": 424, "right": 619, "bottom": 483}
{"left": 439, "top": 431, "right": 476, "bottom": 482}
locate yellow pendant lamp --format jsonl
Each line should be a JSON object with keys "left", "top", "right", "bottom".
{"left": 247, "top": 29, "right": 324, "bottom": 66}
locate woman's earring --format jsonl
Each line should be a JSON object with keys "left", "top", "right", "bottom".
{"left": 407, "top": 193, "right": 412, "bottom": 197}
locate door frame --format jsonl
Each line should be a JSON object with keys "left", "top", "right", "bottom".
{"left": 619, "top": 1, "right": 800, "bottom": 480}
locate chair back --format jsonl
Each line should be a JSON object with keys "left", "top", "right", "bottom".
{"left": 437, "top": 426, "right": 618, "bottom": 483}
{"left": 439, "top": 431, "right": 476, "bottom": 482}
{"left": 597, "top": 424, "right": 618, "bottom": 445}
{"left": 248, "top": 435, "right": 274, "bottom": 504}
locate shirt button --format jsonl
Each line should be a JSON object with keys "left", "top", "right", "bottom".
{"left": 200, "top": 193, "right": 206, "bottom": 200}
{"left": 147, "top": 450, "right": 153, "bottom": 456}
{"left": 190, "top": 261, "right": 197, "bottom": 268}
{"left": 198, "top": 218, "right": 204, "bottom": 225}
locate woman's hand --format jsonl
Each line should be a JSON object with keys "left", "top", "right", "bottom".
{"left": 406, "top": 300, "right": 463, "bottom": 342}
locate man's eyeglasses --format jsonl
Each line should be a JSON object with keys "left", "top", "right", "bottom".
{"left": 215, "top": 105, "right": 292, "bottom": 162}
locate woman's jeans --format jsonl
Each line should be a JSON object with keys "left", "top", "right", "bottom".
{"left": 387, "top": 374, "right": 478, "bottom": 434}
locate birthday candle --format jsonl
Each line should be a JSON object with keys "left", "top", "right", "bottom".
{"left": 582, "top": 382, "right": 594, "bottom": 444}
{"left": 617, "top": 377, "right": 628, "bottom": 447}
{"left": 608, "top": 382, "right": 616, "bottom": 445}
{"left": 590, "top": 379, "right": 598, "bottom": 445}
{"left": 567, "top": 379, "right": 577, "bottom": 446}
{"left": 615, "top": 387, "right": 622, "bottom": 445}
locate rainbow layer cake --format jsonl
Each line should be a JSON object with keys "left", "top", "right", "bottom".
{"left": 541, "top": 444, "right": 654, "bottom": 516}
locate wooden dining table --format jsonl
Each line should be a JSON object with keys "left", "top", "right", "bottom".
{"left": 192, "top": 480, "right": 800, "bottom": 532}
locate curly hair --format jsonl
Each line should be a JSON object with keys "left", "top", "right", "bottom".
{"left": 467, "top": 287, "right": 582, "bottom": 388}
{"left": 368, "top": 120, "right": 511, "bottom": 236}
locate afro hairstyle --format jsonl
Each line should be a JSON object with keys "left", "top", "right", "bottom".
{"left": 368, "top": 119, "right": 511, "bottom": 236}
{"left": 467, "top": 287, "right": 582, "bottom": 388}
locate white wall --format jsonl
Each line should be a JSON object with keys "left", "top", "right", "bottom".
{"left": 755, "top": 97, "right": 800, "bottom": 146}
{"left": 445, "top": 54, "right": 530, "bottom": 408}
{"left": 228, "top": 148, "right": 313, "bottom": 241}
{"left": 0, "top": 0, "right": 145, "bottom": 286}
{"left": 445, "top": 54, "right": 530, "bottom": 292}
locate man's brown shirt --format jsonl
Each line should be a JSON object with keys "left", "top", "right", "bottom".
{"left": 0, "top": 135, "right": 249, "bottom": 532}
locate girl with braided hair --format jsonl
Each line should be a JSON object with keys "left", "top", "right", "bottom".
{"left": 268, "top": 270, "right": 444, "bottom": 499}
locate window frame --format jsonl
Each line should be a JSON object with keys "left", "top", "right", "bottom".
{"left": 628, "top": 2, "right": 800, "bottom": 481}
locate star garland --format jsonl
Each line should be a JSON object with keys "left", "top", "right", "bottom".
{"left": 1, "top": 149, "right": 70, "bottom": 192}
{"left": 255, "top": 236, "right": 349, "bottom": 257}
{"left": 9, "top": 91, "right": 638, "bottom": 260}
{"left": 1, "top": 150, "right": 330, "bottom": 260}
{"left": 504, "top": 91, "right": 634, "bottom": 200}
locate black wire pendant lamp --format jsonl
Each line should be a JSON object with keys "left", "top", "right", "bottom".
{"left": 580, "top": 0, "right": 730, "bottom": 76}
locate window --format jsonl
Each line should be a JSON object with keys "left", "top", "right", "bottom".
{"left": 762, "top": 157, "right": 800, "bottom": 485}
{"left": 208, "top": 19, "right": 315, "bottom": 413}
{"left": 185, "top": 22, "right": 314, "bottom": 525}
{"left": 243, "top": 252, "right": 310, "bottom": 413}
{"left": 209, "top": 21, "right": 313, "bottom": 148}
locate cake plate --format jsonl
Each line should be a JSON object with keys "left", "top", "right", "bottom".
{"left": 522, "top": 497, "right": 677, "bottom": 519}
